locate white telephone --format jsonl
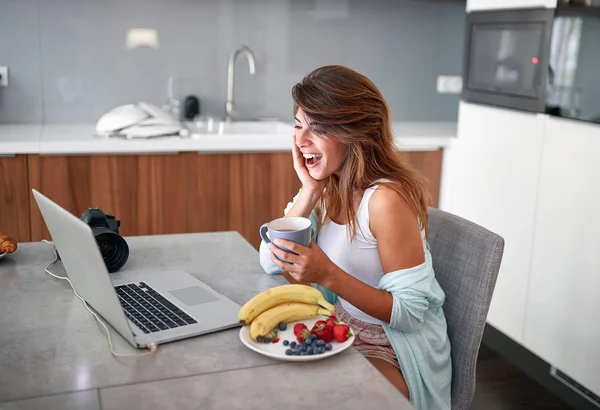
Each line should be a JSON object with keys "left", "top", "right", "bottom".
{"left": 96, "top": 102, "right": 185, "bottom": 139}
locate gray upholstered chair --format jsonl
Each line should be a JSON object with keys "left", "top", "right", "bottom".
{"left": 427, "top": 207, "right": 505, "bottom": 410}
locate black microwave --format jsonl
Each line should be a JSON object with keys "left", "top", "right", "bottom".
{"left": 462, "top": 8, "right": 555, "bottom": 113}
{"left": 463, "top": 5, "right": 600, "bottom": 124}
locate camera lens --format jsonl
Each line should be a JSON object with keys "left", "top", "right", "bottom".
{"left": 95, "top": 231, "right": 129, "bottom": 273}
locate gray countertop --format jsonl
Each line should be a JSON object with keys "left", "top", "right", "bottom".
{"left": 0, "top": 122, "right": 455, "bottom": 155}
{"left": 0, "top": 232, "right": 412, "bottom": 409}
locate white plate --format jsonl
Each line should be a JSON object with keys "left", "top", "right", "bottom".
{"left": 239, "top": 315, "right": 355, "bottom": 362}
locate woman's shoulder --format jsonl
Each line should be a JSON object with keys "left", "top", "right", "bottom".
{"left": 367, "top": 182, "right": 421, "bottom": 235}
{"left": 369, "top": 183, "right": 413, "bottom": 214}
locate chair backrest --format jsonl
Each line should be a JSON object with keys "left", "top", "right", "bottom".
{"left": 427, "top": 208, "right": 505, "bottom": 410}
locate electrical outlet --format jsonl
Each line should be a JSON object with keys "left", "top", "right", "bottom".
{"left": 0, "top": 66, "right": 7, "bottom": 87}
{"left": 436, "top": 75, "right": 462, "bottom": 94}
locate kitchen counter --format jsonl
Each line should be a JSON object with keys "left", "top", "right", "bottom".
{"left": 0, "top": 232, "right": 412, "bottom": 409}
{"left": 0, "top": 124, "right": 41, "bottom": 154}
{"left": 0, "top": 121, "right": 456, "bottom": 155}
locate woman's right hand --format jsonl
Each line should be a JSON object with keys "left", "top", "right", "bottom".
{"left": 292, "top": 134, "right": 327, "bottom": 195}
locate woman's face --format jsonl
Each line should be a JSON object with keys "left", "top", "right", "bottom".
{"left": 294, "top": 108, "right": 347, "bottom": 181}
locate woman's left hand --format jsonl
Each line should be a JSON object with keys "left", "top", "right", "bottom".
{"left": 268, "top": 239, "right": 335, "bottom": 286}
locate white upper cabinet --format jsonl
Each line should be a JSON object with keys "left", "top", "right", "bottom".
{"left": 440, "top": 101, "right": 546, "bottom": 344}
{"left": 467, "top": 0, "right": 557, "bottom": 11}
{"left": 524, "top": 117, "right": 600, "bottom": 397}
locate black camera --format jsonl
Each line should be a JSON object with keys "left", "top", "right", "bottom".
{"left": 81, "top": 208, "right": 129, "bottom": 273}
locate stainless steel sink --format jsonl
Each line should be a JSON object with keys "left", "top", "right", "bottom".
{"left": 186, "top": 120, "right": 292, "bottom": 137}
{"left": 221, "top": 120, "right": 291, "bottom": 134}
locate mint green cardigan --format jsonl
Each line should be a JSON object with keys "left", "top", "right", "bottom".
{"left": 259, "top": 201, "right": 452, "bottom": 410}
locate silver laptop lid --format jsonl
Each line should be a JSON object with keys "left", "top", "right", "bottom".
{"left": 31, "top": 189, "right": 137, "bottom": 347}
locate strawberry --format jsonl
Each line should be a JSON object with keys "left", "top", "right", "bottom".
{"left": 310, "top": 320, "right": 328, "bottom": 335}
{"left": 296, "top": 328, "right": 311, "bottom": 342}
{"left": 326, "top": 316, "right": 339, "bottom": 328}
{"left": 293, "top": 323, "right": 307, "bottom": 336}
{"left": 333, "top": 323, "right": 352, "bottom": 343}
{"left": 270, "top": 330, "right": 280, "bottom": 344}
{"left": 314, "top": 324, "right": 334, "bottom": 343}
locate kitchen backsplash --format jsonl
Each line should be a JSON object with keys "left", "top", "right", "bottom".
{"left": 0, "top": 0, "right": 465, "bottom": 124}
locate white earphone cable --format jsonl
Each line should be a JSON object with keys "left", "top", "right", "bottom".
{"left": 41, "top": 240, "right": 157, "bottom": 357}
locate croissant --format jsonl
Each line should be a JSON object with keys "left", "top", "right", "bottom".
{"left": 0, "top": 234, "right": 17, "bottom": 254}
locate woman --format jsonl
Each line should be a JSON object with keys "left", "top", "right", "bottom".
{"left": 259, "top": 65, "right": 451, "bottom": 410}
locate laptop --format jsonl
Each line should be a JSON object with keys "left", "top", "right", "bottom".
{"left": 32, "top": 189, "right": 241, "bottom": 349}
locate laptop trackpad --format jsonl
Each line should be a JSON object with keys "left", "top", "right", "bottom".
{"left": 169, "top": 286, "right": 219, "bottom": 306}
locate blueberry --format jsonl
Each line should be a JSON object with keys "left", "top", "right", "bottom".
{"left": 325, "top": 343, "right": 333, "bottom": 351}
{"left": 300, "top": 352, "right": 308, "bottom": 356}
{"left": 319, "top": 347, "right": 326, "bottom": 354}
{"left": 263, "top": 337, "right": 271, "bottom": 344}
{"left": 305, "top": 338, "right": 312, "bottom": 345}
{"left": 307, "top": 347, "right": 314, "bottom": 354}
{"left": 279, "top": 322, "right": 288, "bottom": 331}
{"left": 309, "top": 334, "right": 317, "bottom": 341}
{"left": 283, "top": 340, "right": 289, "bottom": 346}
{"left": 285, "top": 349, "right": 293, "bottom": 355}
{"left": 316, "top": 340, "right": 325, "bottom": 347}
{"left": 299, "top": 345, "right": 307, "bottom": 352}
{"left": 293, "top": 351, "right": 301, "bottom": 356}
{"left": 290, "top": 341, "right": 297, "bottom": 349}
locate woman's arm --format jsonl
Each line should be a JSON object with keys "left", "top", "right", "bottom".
{"left": 284, "top": 188, "right": 322, "bottom": 218}
{"left": 321, "top": 186, "right": 426, "bottom": 324}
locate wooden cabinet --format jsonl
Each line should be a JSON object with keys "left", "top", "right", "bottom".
{"left": 186, "top": 152, "right": 302, "bottom": 249}
{"left": 0, "top": 155, "right": 31, "bottom": 243}
{"left": 27, "top": 153, "right": 302, "bottom": 250}
{"left": 28, "top": 153, "right": 188, "bottom": 240}
{"left": 26, "top": 149, "right": 442, "bottom": 249}
{"left": 401, "top": 150, "right": 443, "bottom": 208}
{"left": 524, "top": 117, "right": 600, "bottom": 397}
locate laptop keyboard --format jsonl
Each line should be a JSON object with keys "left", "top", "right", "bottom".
{"left": 115, "top": 282, "right": 198, "bottom": 334}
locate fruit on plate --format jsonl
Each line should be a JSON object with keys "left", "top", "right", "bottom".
{"left": 311, "top": 320, "right": 334, "bottom": 343}
{"left": 333, "top": 323, "right": 353, "bottom": 343}
{"left": 0, "top": 234, "right": 17, "bottom": 254}
{"left": 293, "top": 323, "right": 307, "bottom": 336}
{"left": 326, "top": 315, "right": 339, "bottom": 328}
{"left": 250, "top": 302, "right": 331, "bottom": 342}
{"left": 285, "top": 334, "right": 333, "bottom": 356}
{"left": 294, "top": 323, "right": 311, "bottom": 342}
{"left": 238, "top": 284, "right": 335, "bottom": 326}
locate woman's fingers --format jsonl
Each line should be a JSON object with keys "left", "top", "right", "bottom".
{"left": 273, "top": 239, "right": 306, "bottom": 255}
{"left": 268, "top": 243, "right": 301, "bottom": 265}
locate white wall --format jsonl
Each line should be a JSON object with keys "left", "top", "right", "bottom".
{"left": 467, "top": 0, "right": 557, "bottom": 11}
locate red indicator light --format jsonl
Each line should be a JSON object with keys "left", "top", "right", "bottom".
{"left": 532, "top": 57, "right": 539, "bottom": 65}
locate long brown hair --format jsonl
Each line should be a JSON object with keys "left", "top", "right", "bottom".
{"left": 291, "top": 65, "right": 431, "bottom": 239}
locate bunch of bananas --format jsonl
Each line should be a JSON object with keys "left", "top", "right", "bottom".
{"left": 238, "top": 284, "right": 335, "bottom": 342}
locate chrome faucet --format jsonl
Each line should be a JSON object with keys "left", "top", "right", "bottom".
{"left": 226, "top": 45, "right": 256, "bottom": 122}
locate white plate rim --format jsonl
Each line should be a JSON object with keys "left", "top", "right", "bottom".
{"left": 239, "top": 315, "right": 355, "bottom": 362}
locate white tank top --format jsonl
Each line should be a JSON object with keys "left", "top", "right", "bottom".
{"left": 316, "top": 181, "right": 426, "bottom": 325}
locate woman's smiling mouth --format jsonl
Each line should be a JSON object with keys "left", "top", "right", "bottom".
{"left": 303, "top": 153, "right": 323, "bottom": 168}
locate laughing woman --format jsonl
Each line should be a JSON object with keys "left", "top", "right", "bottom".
{"left": 259, "top": 65, "right": 451, "bottom": 410}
